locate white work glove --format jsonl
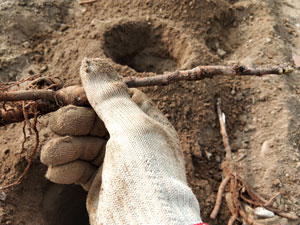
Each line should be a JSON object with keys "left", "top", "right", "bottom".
{"left": 41, "top": 58, "right": 202, "bottom": 225}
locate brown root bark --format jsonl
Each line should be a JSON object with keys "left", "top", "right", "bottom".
{"left": 210, "top": 98, "right": 299, "bottom": 224}
{"left": 79, "top": 0, "right": 97, "bottom": 5}
{"left": 0, "top": 100, "right": 58, "bottom": 126}
{"left": 210, "top": 175, "right": 231, "bottom": 219}
{"left": 0, "top": 86, "right": 88, "bottom": 126}
{"left": 0, "top": 85, "right": 87, "bottom": 105}
{"left": 225, "top": 193, "right": 239, "bottom": 225}
{"left": 124, "top": 65, "right": 292, "bottom": 87}
{"left": 0, "top": 65, "right": 294, "bottom": 191}
{"left": 0, "top": 65, "right": 293, "bottom": 126}
{"left": 0, "top": 65, "right": 293, "bottom": 102}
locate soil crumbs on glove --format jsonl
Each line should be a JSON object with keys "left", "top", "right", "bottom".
{"left": 0, "top": 0, "right": 300, "bottom": 225}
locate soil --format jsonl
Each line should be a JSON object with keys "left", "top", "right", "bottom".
{"left": 0, "top": 0, "right": 300, "bottom": 224}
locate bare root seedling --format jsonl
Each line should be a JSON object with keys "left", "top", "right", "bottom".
{"left": 0, "top": 65, "right": 293, "bottom": 126}
{"left": 0, "top": 64, "right": 295, "bottom": 192}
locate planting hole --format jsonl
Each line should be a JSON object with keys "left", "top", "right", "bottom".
{"left": 103, "top": 21, "right": 192, "bottom": 74}
{"left": 42, "top": 184, "right": 89, "bottom": 225}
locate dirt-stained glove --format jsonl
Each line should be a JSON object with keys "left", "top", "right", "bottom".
{"left": 41, "top": 104, "right": 107, "bottom": 190}
{"left": 41, "top": 58, "right": 202, "bottom": 225}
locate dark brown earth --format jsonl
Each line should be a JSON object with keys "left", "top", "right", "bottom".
{"left": 0, "top": 0, "right": 300, "bottom": 224}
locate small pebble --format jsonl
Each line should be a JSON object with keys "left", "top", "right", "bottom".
{"left": 0, "top": 191, "right": 6, "bottom": 201}
{"left": 261, "top": 140, "right": 272, "bottom": 157}
{"left": 22, "top": 41, "right": 30, "bottom": 48}
{"left": 272, "top": 178, "right": 281, "bottom": 186}
{"left": 254, "top": 207, "right": 275, "bottom": 218}
{"left": 244, "top": 125, "right": 256, "bottom": 132}
{"left": 205, "top": 151, "right": 212, "bottom": 160}
{"left": 217, "top": 48, "right": 226, "bottom": 57}
{"left": 265, "top": 37, "right": 272, "bottom": 43}
{"left": 284, "top": 204, "right": 289, "bottom": 211}
{"left": 40, "top": 65, "right": 48, "bottom": 72}
{"left": 59, "top": 24, "right": 69, "bottom": 32}
{"left": 285, "top": 173, "right": 289, "bottom": 177}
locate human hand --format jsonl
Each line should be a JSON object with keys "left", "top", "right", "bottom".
{"left": 41, "top": 58, "right": 202, "bottom": 225}
{"left": 41, "top": 104, "right": 107, "bottom": 190}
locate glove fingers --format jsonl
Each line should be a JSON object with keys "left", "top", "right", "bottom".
{"left": 50, "top": 105, "right": 107, "bottom": 137}
{"left": 45, "top": 160, "right": 96, "bottom": 188}
{"left": 41, "top": 136, "right": 106, "bottom": 166}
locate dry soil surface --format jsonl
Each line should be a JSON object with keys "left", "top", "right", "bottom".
{"left": 0, "top": 0, "right": 300, "bottom": 225}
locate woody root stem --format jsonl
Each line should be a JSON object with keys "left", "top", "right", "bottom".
{"left": 210, "top": 98, "right": 298, "bottom": 225}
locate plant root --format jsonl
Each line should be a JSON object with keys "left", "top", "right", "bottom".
{"left": 79, "top": 0, "right": 97, "bottom": 5}
{"left": 0, "top": 76, "right": 60, "bottom": 189}
{"left": 0, "top": 103, "right": 39, "bottom": 190}
{"left": 210, "top": 175, "right": 231, "bottom": 219}
{"left": 210, "top": 98, "right": 299, "bottom": 224}
{"left": 0, "top": 65, "right": 293, "bottom": 126}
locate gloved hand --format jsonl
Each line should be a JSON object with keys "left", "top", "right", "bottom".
{"left": 41, "top": 58, "right": 202, "bottom": 225}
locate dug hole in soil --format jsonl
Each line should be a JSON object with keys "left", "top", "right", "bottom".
{"left": 0, "top": 0, "right": 300, "bottom": 224}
